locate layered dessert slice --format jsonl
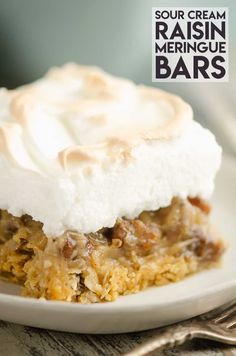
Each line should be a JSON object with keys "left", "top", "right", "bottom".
{"left": 0, "top": 64, "right": 223, "bottom": 303}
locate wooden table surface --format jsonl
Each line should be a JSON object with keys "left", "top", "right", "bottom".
{"left": 1, "top": 319, "right": 236, "bottom": 356}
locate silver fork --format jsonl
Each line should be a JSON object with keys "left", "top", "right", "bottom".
{"left": 125, "top": 301, "right": 236, "bottom": 355}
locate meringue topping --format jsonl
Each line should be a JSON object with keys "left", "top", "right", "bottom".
{"left": 0, "top": 64, "right": 221, "bottom": 235}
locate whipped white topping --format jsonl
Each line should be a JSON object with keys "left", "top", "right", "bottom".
{"left": 0, "top": 64, "right": 221, "bottom": 236}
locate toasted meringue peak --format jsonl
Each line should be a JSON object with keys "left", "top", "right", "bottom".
{"left": 0, "top": 63, "right": 193, "bottom": 172}
{"left": 0, "top": 64, "right": 221, "bottom": 235}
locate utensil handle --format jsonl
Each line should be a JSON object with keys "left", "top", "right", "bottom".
{"left": 124, "top": 322, "right": 199, "bottom": 356}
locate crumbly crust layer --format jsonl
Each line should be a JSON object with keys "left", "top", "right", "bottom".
{"left": 0, "top": 198, "right": 224, "bottom": 303}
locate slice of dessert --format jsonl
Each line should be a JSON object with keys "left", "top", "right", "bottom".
{"left": 0, "top": 64, "right": 224, "bottom": 303}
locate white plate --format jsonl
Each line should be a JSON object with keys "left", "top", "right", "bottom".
{"left": 0, "top": 155, "right": 236, "bottom": 334}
